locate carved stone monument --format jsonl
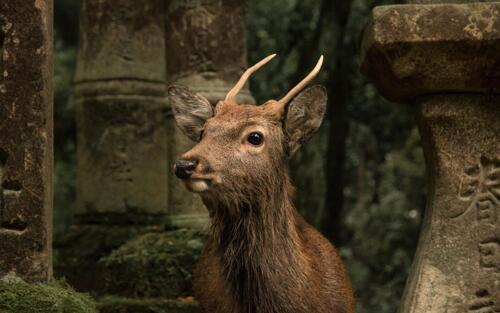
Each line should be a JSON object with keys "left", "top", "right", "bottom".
{"left": 165, "top": 0, "right": 254, "bottom": 229}
{"left": 74, "top": 0, "right": 168, "bottom": 224}
{"left": 360, "top": 2, "right": 500, "bottom": 312}
{"left": 0, "top": 0, "right": 53, "bottom": 283}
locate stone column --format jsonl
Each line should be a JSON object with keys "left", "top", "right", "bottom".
{"left": 55, "top": 0, "right": 168, "bottom": 292}
{"left": 74, "top": 0, "right": 168, "bottom": 224}
{"left": 360, "top": 2, "right": 500, "bottom": 312}
{"left": 0, "top": 0, "right": 53, "bottom": 283}
{"left": 165, "top": 0, "right": 253, "bottom": 229}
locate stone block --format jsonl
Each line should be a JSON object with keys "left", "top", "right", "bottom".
{"left": 75, "top": 94, "right": 168, "bottom": 223}
{"left": 74, "top": 0, "right": 166, "bottom": 82}
{"left": 0, "top": 0, "right": 53, "bottom": 283}
{"left": 360, "top": 2, "right": 500, "bottom": 102}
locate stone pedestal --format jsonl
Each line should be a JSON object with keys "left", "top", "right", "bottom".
{"left": 165, "top": 0, "right": 254, "bottom": 229}
{"left": 0, "top": 0, "right": 53, "bottom": 283}
{"left": 74, "top": 0, "right": 168, "bottom": 224}
{"left": 360, "top": 2, "right": 500, "bottom": 312}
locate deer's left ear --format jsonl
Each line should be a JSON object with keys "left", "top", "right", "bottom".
{"left": 283, "top": 85, "right": 327, "bottom": 156}
{"left": 168, "top": 85, "right": 214, "bottom": 142}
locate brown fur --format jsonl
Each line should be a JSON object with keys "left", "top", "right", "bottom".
{"left": 169, "top": 87, "right": 355, "bottom": 313}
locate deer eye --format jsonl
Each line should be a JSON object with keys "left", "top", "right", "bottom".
{"left": 247, "top": 132, "right": 264, "bottom": 146}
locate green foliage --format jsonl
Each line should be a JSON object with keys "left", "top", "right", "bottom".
{"left": 0, "top": 278, "right": 97, "bottom": 313}
{"left": 342, "top": 127, "right": 424, "bottom": 312}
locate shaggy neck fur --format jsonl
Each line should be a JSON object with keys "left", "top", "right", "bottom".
{"left": 203, "top": 173, "right": 307, "bottom": 313}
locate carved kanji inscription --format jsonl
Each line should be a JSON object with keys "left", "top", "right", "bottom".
{"left": 455, "top": 156, "right": 500, "bottom": 273}
{"left": 456, "top": 156, "right": 500, "bottom": 221}
{"left": 478, "top": 238, "right": 500, "bottom": 273}
{"left": 468, "top": 289, "right": 500, "bottom": 313}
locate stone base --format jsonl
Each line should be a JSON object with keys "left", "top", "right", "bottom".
{"left": 54, "top": 225, "right": 207, "bottom": 312}
{"left": 0, "top": 277, "right": 97, "bottom": 313}
{"left": 54, "top": 224, "right": 154, "bottom": 292}
{"left": 98, "top": 296, "right": 200, "bottom": 313}
{"left": 99, "top": 230, "right": 207, "bottom": 298}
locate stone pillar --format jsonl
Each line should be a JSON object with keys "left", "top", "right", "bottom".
{"left": 74, "top": 0, "right": 168, "bottom": 224}
{"left": 165, "top": 0, "right": 253, "bottom": 229}
{"left": 0, "top": 0, "right": 53, "bottom": 283}
{"left": 55, "top": 0, "right": 168, "bottom": 293}
{"left": 360, "top": 2, "right": 500, "bottom": 312}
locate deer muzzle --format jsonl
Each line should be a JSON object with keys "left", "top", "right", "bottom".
{"left": 174, "top": 159, "right": 198, "bottom": 179}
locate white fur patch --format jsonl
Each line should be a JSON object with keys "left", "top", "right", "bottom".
{"left": 189, "top": 180, "right": 209, "bottom": 192}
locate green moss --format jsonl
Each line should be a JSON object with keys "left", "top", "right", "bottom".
{"left": 54, "top": 224, "right": 154, "bottom": 292}
{"left": 98, "top": 296, "right": 200, "bottom": 313}
{"left": 99, "top": 229, "right": 207, "bottom": 298}
{"left": 0, "top": 279, "right": 97, "bottom": 313}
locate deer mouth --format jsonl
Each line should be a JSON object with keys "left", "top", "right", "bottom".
{"left": 186, "top": 178, "right": 210, "bottom": 193}
{"left": 184, "top": 173, "right": 220, "bottom": 193}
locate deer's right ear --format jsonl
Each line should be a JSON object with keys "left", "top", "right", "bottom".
{"left": 168, "top": 85, "right": 214, "bottom": 142}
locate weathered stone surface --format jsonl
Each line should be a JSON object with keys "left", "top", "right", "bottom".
{"left": 360, "top": 2, "right": 500, "bottom": 102}
{"left": 0, "top": 0, "right": 53, "bottom": 282}
{"left": 75, "top": 0, "right": 168, "bottom": 223}
{"left": 166, "top": 0, "right": 253, "bottom": 104}
{"left": 165, "top": 0, "right": 254, "bottom": 228}
{"left": 400, "top": 95, "right": 500, "bottom": 312}
{"left": 74, "top": 0, "right": 165, "bottom": 82}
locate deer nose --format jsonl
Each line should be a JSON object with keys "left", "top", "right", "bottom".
{"left": 174, "top": 159, "right": 198, "bottom": 179}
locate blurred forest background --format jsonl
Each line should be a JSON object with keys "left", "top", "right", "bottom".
{"left": 54, "top": 0, "right": 425, "bottom": 312}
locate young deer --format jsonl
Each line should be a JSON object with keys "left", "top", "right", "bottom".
{"left": 169, "top": 54, "right": 354, "bottom": 313}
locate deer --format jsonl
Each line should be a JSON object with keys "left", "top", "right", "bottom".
{"left": 168, "top": 54, "right": 354, "bottom": 313}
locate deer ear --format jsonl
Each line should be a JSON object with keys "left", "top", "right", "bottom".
{"left": 168, "top": 85, "right": 214, "bottom": 142}
{"left": 284, "top": 85, "right": 327, "bottom": 156}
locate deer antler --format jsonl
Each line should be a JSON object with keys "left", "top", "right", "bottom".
{"left": 274, "top": 55, "right": 324, "bottom": 110}
{"left": 225, "top": 54, "right": 277, "bottom": 101}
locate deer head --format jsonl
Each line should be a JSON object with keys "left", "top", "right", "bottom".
{"left": 168, "top": 54, "right": 327, "bottom": 200}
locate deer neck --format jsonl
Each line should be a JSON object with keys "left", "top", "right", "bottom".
{"left": 203, "top": 175, "right": 306, "bottom": 313}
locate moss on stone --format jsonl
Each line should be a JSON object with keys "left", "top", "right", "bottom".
{"left": 54, "top": 224, "right": 154, "bottom": 292}
{"left": 98, "top": 296, "right": 200, "bottom": 313}
{"left": 0, "top": 278, "right": 97, "bottom": 313}
{"left": 99, "top": 229, "right": 207, "bottom": 298}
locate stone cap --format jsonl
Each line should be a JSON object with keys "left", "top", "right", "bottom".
{"left": 360, "top": 2, "right": 500, "bottom": 103}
